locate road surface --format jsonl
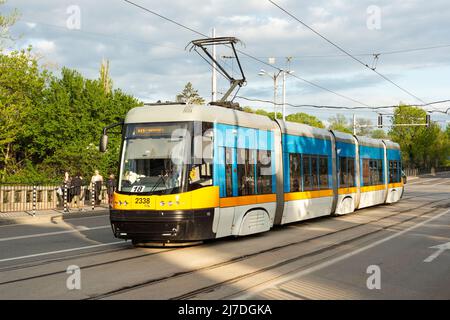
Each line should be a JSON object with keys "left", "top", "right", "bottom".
{"left": 0, "top": 173, "right": 449, "bottom": 299}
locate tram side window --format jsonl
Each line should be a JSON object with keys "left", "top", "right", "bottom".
{"left": 311, "top": 156, "right": 319, "bottom": 190}
{"left": 237, "top": 148, "right": 256, "bottom": 196}
{"left": 319, "top": 156, "right": 329, "bottom": 189}
{"left": 394, "top": 161, "right": 399, "bottom": 183}
{"left": 289, "top": 153, "right": 301, "bottom": 192}
{"left": 389, "top": 161, "right": 394, "bottom": 183}
{"left": 302, "top": 155, "right": 312, "bottom": 191}
{"left": 188, "top": 125, "right": 213, "bottom": 191}
{"left": 379, "top": 159, "right": 383, "bottom": 184}
{"left": 339, "top": 156, "right": 347, "bottom": 187}
{"left": 257, "top": 150, "right": 273, "bottom": 194}
{"left": 225, "top": 148, "right": 233, "bottom": 197}
{"left": 347, "top": 157, "right": 355, "bottom": 187}
{"left": 362, "top": 159, "right": 370, "bottom": 186}
{"left": 389, "top": 160, "right": 401, "bottom": 183}
{"left": 369, "top": 159, "right": 383, "bottom": 185}
{"left": 339, "top": 157, "right": 355, "bottom": 187}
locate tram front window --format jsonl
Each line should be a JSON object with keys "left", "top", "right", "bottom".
{"left": 119, "top": 122, "right": 190, "bottom": 194}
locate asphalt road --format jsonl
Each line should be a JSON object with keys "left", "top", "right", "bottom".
{"left": 0, "top": 173, "right": 449, "bottom": 300}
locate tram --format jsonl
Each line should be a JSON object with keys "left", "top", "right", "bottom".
{"left": 100, "top": 103, "right": 404, "bottom": 245}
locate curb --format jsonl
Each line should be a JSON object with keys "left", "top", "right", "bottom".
{"left": 0, "top": 209, "right": 110, "bottom": 226}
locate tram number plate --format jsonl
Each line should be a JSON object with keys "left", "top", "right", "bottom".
{"left": 135, "top": 197, "right": 151, "bottom": 205}
{"left": 131, "top": 185, "right": 146, "bottom": 193}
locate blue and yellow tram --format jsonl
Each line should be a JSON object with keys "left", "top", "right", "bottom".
{"left": 102, "top": 104, "right": 404, "bottom": 244}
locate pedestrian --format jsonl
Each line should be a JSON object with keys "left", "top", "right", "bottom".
{"left": 106, "top": 174, "right": 116, "bottom": 207}
{"left": 91, "top": 170, "right": 103, "bottom": 205}
{"left": 71, "top": 172, "right": 84, "bottom": 211}
{"left": 57, "top": 171, "right": 71, "bottom": 210}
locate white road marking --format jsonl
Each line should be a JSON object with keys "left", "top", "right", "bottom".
{"left": 408, "top": 178, "right": 441, "bottom": 185}
{"left": 0, "top": 225, "right": 110, "bottom": 242}
{"left": 0, "top": 214, "right": 109, "bottom": 228}
{"left": 234, "top": 208, "right": 450, "bottom": 300}
{"left": 424, "top": 242, "right": 450, "bottom": 263}
{"left": 432, "top": 180, "right": 450, "bottom": 186}
{"left": 0, "top": 241, "right": 125, "bottom": 263}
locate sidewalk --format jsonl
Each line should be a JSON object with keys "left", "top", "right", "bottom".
{"left": 0, "top": 205, "right": 110, "bottom": 226}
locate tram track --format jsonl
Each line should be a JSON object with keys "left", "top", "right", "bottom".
{"left": 85, "top": 196, "right": 449, "bottom": 300}
{"left": 0, "top": 246, "right": 176, "bottom": 286}
{"left": 0, "top": 191, "right": 445, "bottom": 295}
{"left": 171, "top": 204, "right": 448, "bottom": 300}
{"left": 0, "top": 184, "right": 430, "bottom": 273}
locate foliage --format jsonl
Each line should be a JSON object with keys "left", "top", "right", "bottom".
{"left": 176, "top": 82, "right": 205, "bottom": 105}
{"left": 328, "top": 114, "right": 352, "bottom": 134}
{"left": 0, "top": 0, "right": 19, "bottom": 47}
{"left": 0, "top": 49, "right": 141, "bottom": 183}
{"left": 242, "top": 106, "right": 324, "bottom": 127}
{"left": 0, "top": 47, "right": 49, "bottom": 181}
{"left": 389, "top": 105, "right": 449, "bottom": 169}
{"left": 286, "top": 112, "right": 325, "bottom": 128}
{"left": 371, "top": 129, "right": 388, "bottom": 139}
{"left": 355, "top": 118, "right": 373, "bottom": 136}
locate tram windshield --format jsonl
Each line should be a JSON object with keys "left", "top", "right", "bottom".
{"left": 119, "top": 122, "right": 191, "bottom": 194}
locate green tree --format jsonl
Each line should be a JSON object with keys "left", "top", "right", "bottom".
{"left": 20, "top": 67, "right": 140, "bottom": 183}
{"left": 176, "top": 82, "right": 205, "bottom": 104}
{"left": 242, "top": 106, "right": 254, "bottom": 113}
{"left": 328, "top": 114, "right": 352, "bottom": 134}
{"left": 286, "top": 112, "right": 325, "bottom": 128}
{"left": 100, "top": 59, "right": 112, "bottom": 94}
{"left": 0, "top": 47, "right": 48, "bottom": 181}
{"left": 371, "top": 129, "right": 388, "bottom": 139}
{"left": 388, "top": 105, "right": 449, "bottom": 169}
{"left": 253, "top": 109, "right": 281, "bottom": 121}
{"left": 0, "top": 0, "right": 19, "bottom": 47}
{"left": 355, "top": 118, "right": 373, "bottom": 136}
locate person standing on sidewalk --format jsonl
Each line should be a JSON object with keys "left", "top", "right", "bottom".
{"left": 91, "top": 170, "right": 103, "bottom": 205}
{"left": 106, "top": 174, "right": 116, "bottom": 207}
{"left": 57, "top": 171, "right": 71, "bottom": 209}
{"left": 71, "top": 173, "right": 84, "bottom": 211}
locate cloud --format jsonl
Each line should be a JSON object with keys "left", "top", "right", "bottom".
{"left": 3, "top": 0, "right": 450, "bottom": 111}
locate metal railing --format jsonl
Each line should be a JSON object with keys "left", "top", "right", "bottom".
{"left": 0, "top": 183, "right": 111, "bottom": 213}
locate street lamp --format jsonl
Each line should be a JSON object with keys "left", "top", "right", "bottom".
{"left": 258, "top": 69, "right": 293, "bottom": 121}
{"left": 281, "top": 70, "right": 294, "bottom": 121}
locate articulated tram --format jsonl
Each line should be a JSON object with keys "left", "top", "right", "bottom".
{"left": 103, "top": 103, "right": 404, "bottom": 245}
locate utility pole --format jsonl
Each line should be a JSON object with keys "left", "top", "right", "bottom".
{"left": 282, "top": 57, "right": 293, "bottom": 121}
{"left": 259, "top": 57, "right": 294, "bottom": 120}
{"left": 274, "top": 76, "right": 278, "bottom": 117}
{"left": 353, "top": 114, "right": 357, "bottom": 135}
{"left": 282, "top": 71, "right": 286, "bottom": 121}
{"left": 211, "top": 28, "right": 217, "bottom": 102}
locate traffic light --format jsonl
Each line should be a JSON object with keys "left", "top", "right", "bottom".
{"left": 377, "top": 114, "right": 383, "bottom": 128}
{"left": 426, "top": 114, "right": 431, "bottom": 128}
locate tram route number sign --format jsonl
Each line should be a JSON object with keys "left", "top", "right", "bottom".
{"left": 131, "top": 185, "right": 146, "bottom": 193}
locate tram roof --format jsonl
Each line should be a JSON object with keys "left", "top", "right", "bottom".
{"left": 125, "top": 104, "right": 399, "bottom": 149}
{"left": 383, "top": 139, "right": 401, "bottom": 150}
{"left": 330, "top": 130, "right": 356, "bottom": 145}
{"left": 276, "top": 120, "right": 332, "bottom": 141}
{"left": 355, "top": 135, "right": 385, "bottom": 148}
{"left": 125, "top": 104, "right": 277, "bottom": 131}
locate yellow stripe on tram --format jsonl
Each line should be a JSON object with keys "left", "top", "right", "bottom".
{"left": 219, "top": 194, "right": 277, "bottom": 208}
{"left": 360, "top": 184, "right": 386, "bottom": 193}
{"left": 284, "top": 189, "right": 333, "bottom": 201}
{"left": 388, "top": 182, "right": 404, "bottom": 188}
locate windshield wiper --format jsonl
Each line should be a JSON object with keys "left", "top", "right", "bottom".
{"left": 150, "top": 175, "right": 167, "bottom": 193}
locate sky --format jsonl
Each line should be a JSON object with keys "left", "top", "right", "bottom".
{"left": 3, "top": 0, "right": 450, "bottom": 127}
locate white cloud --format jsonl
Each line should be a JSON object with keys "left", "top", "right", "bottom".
{"left": 4, "top": 0, "right": 450, "bottom": 112}
{"left": 35, "top": 39, "right": 56, "bottom": 53}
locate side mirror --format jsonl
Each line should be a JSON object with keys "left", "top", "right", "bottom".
{"left": 99, "top": 134, "right": 108, "bottom": 152}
